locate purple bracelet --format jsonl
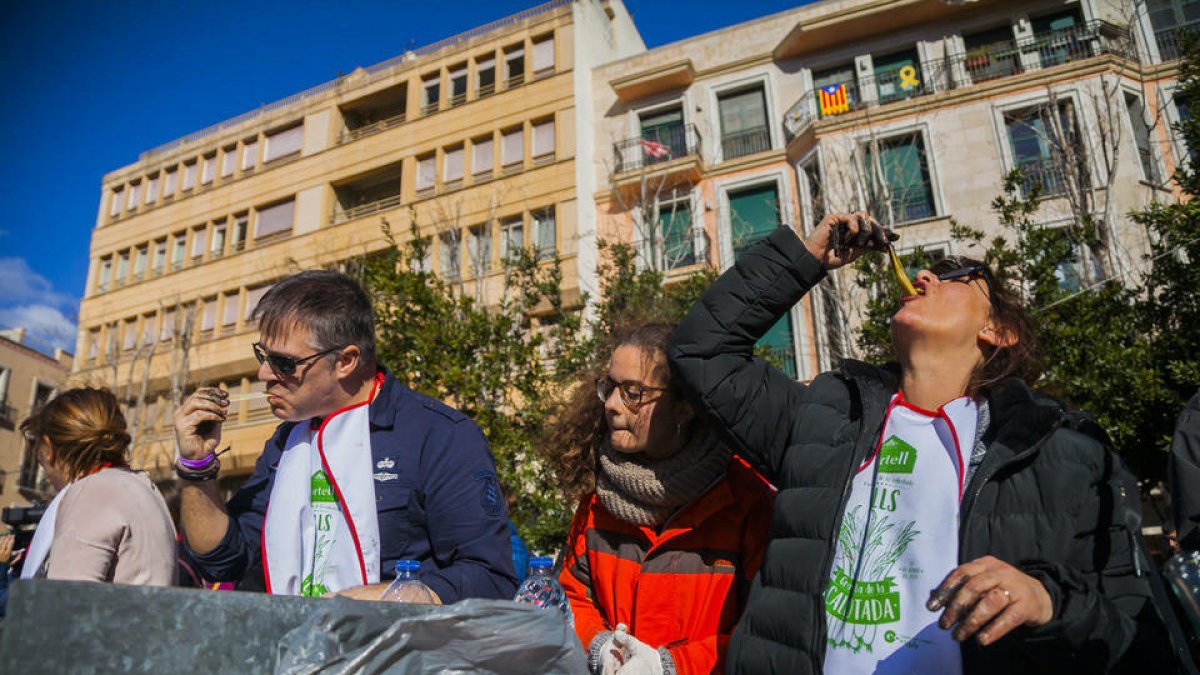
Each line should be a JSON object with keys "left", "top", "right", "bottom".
{"left": 177, "top": 453, "right": 217, "bottom": 471}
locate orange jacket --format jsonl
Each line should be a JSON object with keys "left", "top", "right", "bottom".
{"left": 559, "top": 457, "right": 774, "bottom": 675}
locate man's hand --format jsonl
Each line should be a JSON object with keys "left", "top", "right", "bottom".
{"left": 927, "top": 555, "right": 1054, "bottom": 646}
{"left": 173, "top": 387, "right": 229, "bottom": 460}
{"left": 0, "top": 531, "right": 15, "bottom": 566}
{"left": 804, "top": 212, "right": 896, "bottom": 270}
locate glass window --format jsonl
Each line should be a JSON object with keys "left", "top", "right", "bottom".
{"left": 873, "top": 49, "right": 925, "bottom": 105}
{"left": 221, "top": 146, "right": 237, "bottom": 177}
{"left": 1125, "top": 92, "right": 1161, "bottom": 182}
{"left": 532, "top": 35, "right": 554, "bottom": 74}
{"left": 477, "top": 56, "right": 496, "bottom": 95}
{"left": 718, "top": 87, "right": 769, "bottom": 160}
{"left": 505, "top": 45, "right": 525, "bottom": 86}
{"left": 110, "top": 188, "right": 123, "bottom": 217}
{"left": 727, "top": 183, "right": 796, "bottom": 378}
{"left": 473, "top": 137, "right": 494, "bottom": 176}
{"left": 98, "top": 257, "right": 112, "bottom": 291}
{"left": 134, "top": 246, "right": 147, "bottom": 278}
{"left": 233, "top": 214, "right": 248, "bottom": 251}
{"left": 211, "top": 223, "right": 227, "bottom": 256}
{"left": 191, "top": 227, "right": 207, "bottom": 259}
{"left": 160, "top": 309, "right": 175, "bottom": 341}
{"left": 116, "top": 250, "right": 130, "bottom": 280}
{"left": 963, "top": 26, "right": 1021, "bottom": 82}
{"left": 501, "top": 217, "right": 524, "bottom": 262}
{"left": 534, "top": 207, "right": 556, "bottom": 260}
{"left": 449, "top": 66, "right": 467, "bottom": 105}
{"left": 127, "top": 182, "right": 141, "bottom": 209}
{"left": 241, "top": 139, "right": 258, "bottom": 170}
{"left": 145, "top": 174, "right": 159, "bottom": 204}
{"left": 182, "top": 162, "right": 196, "bottom": 190}
{"left": 423, "top": 75, "right": 440, "bottom": 114}
{"left": 255, "top": 200, "right": 295, "bottom": 239}
{"left": 202, "top": 154, "right": 216, "bottom": 184}
{"left": 532, "top": 119, "right": 555, "bottom": 158}
{"left": 639, "top": 106, "right": 687, "bottom": 159}
{"left": 416, "top": 155, "right": 436, "bottom": 190}
{"left": 658, "top": 194, "right": 694, "bottom": 269}
{"left": 222, "top": 291, "right": 240, "bottom": 327}
{"left": 440, "top": 231, "right": 461, "bottom": 280}
{"left": 501, "top": 128, "right": 523, "bottom": 166}
{"left": 200, "top": 298, "right": 217, "bottom": 333}
{"left": 444, "top": 146, "right": 465, "bottom": 183}
{"left": 153, "top": 239, "right": 167, "bottom": 274}
{"left": 164, "top": 169, "right": 178, "bottom": 196}
{"left": 812, "top": 64, "right": 857, "bottom": 119}
{"left": 123, "top": 318, "right": 138, "bottom": 350}
{"left": 245, "top": 284, "right": 271, "bottom": 320}
{"left": 172, "top": 233, "right": 186, "bottom": 268}
{"left": 1004, "top": 101, "right": 1082, "bottom": 196}
{"left": 265, "top": 124, "right": 304, "bottom": 162}
{"left": 468, "top": 224, "right": 491, "bottom": 274}
{"left": 864, "top": 133, "right": 937, "bottom": 222}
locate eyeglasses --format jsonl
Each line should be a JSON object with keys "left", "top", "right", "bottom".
{"left": 595, "top": 377, "right": 666, "bottom": 412}
{"left": 935, "top": 263, "right": 989, "bottom": 284}
{"left": 253, "top": 342, "right": 344, "bottom": 377}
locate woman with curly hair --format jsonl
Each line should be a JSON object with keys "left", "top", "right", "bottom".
{"left": 19, "top": 386, "right": 176, "bottom": 585}
{"left": 549, "top": 322, "right": 774, "bottom": 675}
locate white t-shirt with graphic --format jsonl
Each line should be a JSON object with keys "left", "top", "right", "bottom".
{"left": 823, "top": 394, "right": 976, "bottom": 675}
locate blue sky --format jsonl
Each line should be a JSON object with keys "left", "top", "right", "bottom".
{"left": 0, "top": 0, "right": 808, "bottom": 356}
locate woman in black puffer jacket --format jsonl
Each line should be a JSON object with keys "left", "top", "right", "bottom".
{"left": 669, "top": 213, "right": 1181, "bottom": 675}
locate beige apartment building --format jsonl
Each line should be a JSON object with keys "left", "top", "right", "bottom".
{"left": 74, "top": 0, "right": 645, "bottom": 484}
{"left": 590, "top": 0, "right": 1190, "bottom": 380}
{"left": 0, "top": 329, "right": 72, "bottom": 506}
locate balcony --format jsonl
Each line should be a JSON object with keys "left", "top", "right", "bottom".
{"left": 783, "top": 21, "right": 1132, "bottom": 140}
{"left": 340, "top": 110, "right": 407, "bottom": 144}
{"left": 721, "top": 127, "right": 772, "bottom": 161}
{"left": 332, "top": 163, "right": 403, "bottom": 224}
{"left": 612, "top": 123, "right": 702, "bottom": 174}
{"left": 1155, "top": 22, "right": 1200, "bottom": 62}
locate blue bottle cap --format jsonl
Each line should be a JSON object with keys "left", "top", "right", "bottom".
{"left": 395, "top": 559, "right": 421, "bottom": 573}
{"left": 529, "top": 557, "right": 554, "bottom": 569}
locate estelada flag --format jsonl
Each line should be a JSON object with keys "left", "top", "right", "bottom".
{"left": 639, "top": 138, "right": 670, "bottom": 158}
{"left": 819, "top": 84, "right": 850, "bottom": 116}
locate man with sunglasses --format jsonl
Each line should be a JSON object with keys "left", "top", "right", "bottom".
{"left": 172, "top": 270, "right": 517, "bottom": 603}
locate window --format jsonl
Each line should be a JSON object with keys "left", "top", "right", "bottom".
{"left": 473, "top": 136, "right": 494, "bottom": 178}
{"left": 211, "top": 223, "right": 227, "bottom": 257}
{"left": 532, "top": 35, "right": 555, "bottom": 77}
{"left": 110, "top": 188, "right": 123, "bottom": 217}
{"left": 133, "top": 246, "right": 147, "bottom": 280}
{"left": 141, "top": 313, "right": 156, "bottom": 346}
{"left": 160, "top": 309, "right": 175, "bottom": 341}
{"left": 468, "top": 224, "right": 492, "bottom": 274}
{"left": 963, "top": 26, "right": 1021, "bottom": 83}
{"left": 727, "top": 183, "right": 796, "bottom": 377}
{"left": 116, "top": 250, "right": 130, "bottom": 285}
{"left": 145, "top": 174, "right": 159, "bottom": 204}
{"left": 449, "top": 65, "right": 467, "bottom": 106}
{"left": 233, "top": 214, "right": 248, "bottom": 251}
{"left": 532, "top": 118, "right": 555, "bottom": 162}
{"left": 440, "top": 231, "right": 461, "bottom": 280}
{"left": 200, "top": 298, "right": 217, "bottom": 339}
{"left": 97, "top": 257, "right": 112, "bottom": 292}
{"left": 812, "top": 64, "right": 858, "bottom": 119}
{"left": 265, "top": 124, "right": 303, "bottom": 162}
{"left": 416, "top": 154, "right": 436, "bottom": 192}
{"left": 533, "top": 206, "right": 556, "bottom": 260}
{"left": 873, "top": 49, "right": 926, "bottom": 105}
{"left": 477, "top": 56, "right": 496, "bottom": 97}
{"left": 245, "top": 284, "right": 271, "bottom": 320}
{"left": 153, "top": 239, "right": 167, "bottom": 275}
{"left": 202, "top": 154, "right": 217, "bottom": 184}
{"left": 800, "top": 157, "right": 826, "bottom": 229}
{"left": 172, "top": 233, "right": 186, "bottom": 269}
{"left": 658, "top": 192, "right": 695, "bottom": 269}
{"left": 163, "top": 168, "right": 178, "bottom": 197}
{"left": 639, "top": 106, "right": 687, "bottom": 159}
{"left": 87, "top": 329, "right": 101, "bottom": 362}
{"left": 501, "top": 127, "right": 523, "bottom": 170}
{"left": 444, "top": 146, "right": 465, "bottom": 187}
{"left": 1030, "top": 9, "right": 1086, "bottom": 68}
{"left": 1003, "top": 100, "right": 1085, "bottom": 197}
{"left": 718, "top": 86, "right": 770, "bottom": 160}
{"left": 241, "top": 139, "right": 258, "bottom": 170}
{"left": 221, "top": 146, "right": 237, "bottom": 177}
{"left": 1125, "top": 92, "right": 1162, "bottom": 183}
{"left": 222, "top": 291, "right": 240, "bottom": 328}
{"left": 423, "top": 74, "right": 440, "bottom": 115}
{"left": 1148, "top": 0, "right": 1200, "bottom": 60}
{"left": 182, "top": 162, "right": 196, "bottom": 191}
{"left": 192, "top": 227, "right": 207, "bottom": 260}
{"left": 505, "top": 45, "right": 525, "bottom": 87}
{"left": 863, "top": 132, "right": 937, "bottom": 223}
{"left": 501, "top": 216, "right": 524, "bottom": 263}
{"left": 123, "top": 318, "right": 138, "bottom": 351}
{"left": 127, "top": 182, "right": 141, "bottom": 210}
{"left": 255, "top": 199, "right": 295, "bottom": 239}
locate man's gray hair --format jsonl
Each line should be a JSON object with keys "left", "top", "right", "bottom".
{"left": 253, "top": 270, "right": 377, "bottom": 367}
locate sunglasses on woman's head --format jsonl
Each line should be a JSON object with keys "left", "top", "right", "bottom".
{"left": 253, "top": 342, "right": 343, "bottom": 377}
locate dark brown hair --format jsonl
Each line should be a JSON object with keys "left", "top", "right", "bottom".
{"left": 927, "top": 256, "right": 1043, "bottom": 394}
{"left": 254, "top": 269, "right": 377, "bottom": 367}
{"left": 543, "top": 322, "right": 682, "bottom": 502}
{"left": 20, "top": 387, "right": 131, "bottom": 482}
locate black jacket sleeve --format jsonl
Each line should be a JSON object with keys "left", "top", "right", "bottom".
{"left": 668, "top": 226, "right": 826, "bottom": 482}
{"left": 1171, "top": 392, "right": 1200, "bottom": 552}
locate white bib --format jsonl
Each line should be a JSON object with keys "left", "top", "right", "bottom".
{"left": 823, "top": 394, "right": 976, "bottom": 675}
{"left": 22, "top": 483, "right": 70, "bottom": 580}
{"left": 262, "top": 376, "right": 383, "bottom": 595}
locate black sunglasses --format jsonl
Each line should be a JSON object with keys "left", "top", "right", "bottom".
{"left": 595, "top": 376, "right": 666, "bottom": 412}
{"left": 253, "top": 342, "right": 344, "bottom": 377}
{"left": 935, "top": 263, "right": 989, "bottom": 283}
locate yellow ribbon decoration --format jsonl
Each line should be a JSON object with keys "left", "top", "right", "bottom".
{"left": 898, "top": 65, "right": 920, "bottom": 90}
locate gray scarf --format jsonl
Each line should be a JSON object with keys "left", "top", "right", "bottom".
{"left": 596, "top": 429, "right": 731, "bottom": 527}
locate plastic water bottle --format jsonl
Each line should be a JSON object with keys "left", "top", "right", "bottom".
{"left": 380, "top": 559, "right": 435, "bottom": 603}
{"left": 513, "top": 556, "right": 573, "bottom": 627}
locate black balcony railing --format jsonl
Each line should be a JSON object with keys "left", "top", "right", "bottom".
{"left": 783, "top": 21, "right": 1133, "bottom": 140}
{"left": 1156, "top": 23, "right": 1200, "bottom": 61}
{"left": 721, "top": 127, "right": 771, "bottom": 160}
{"left": 613, "top": 124, "right": 701, "bottom": 173}
{"left": 1013, "top": 156, "right": 1090, "bottom": 197}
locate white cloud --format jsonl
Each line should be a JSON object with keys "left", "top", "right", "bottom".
{"left": 0, "top": 257, "right": 75, "bottom": 309}
{"left": 0, "top": 304, "right": 78, "bottom": 354}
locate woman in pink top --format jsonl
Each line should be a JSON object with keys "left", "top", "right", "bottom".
{"left": 20, "top": 387, "right": 176, "bottom": 586}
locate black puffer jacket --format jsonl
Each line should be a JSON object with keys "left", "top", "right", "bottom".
{"left": 668, "top": 227, "right": 1175, "bottom": 674}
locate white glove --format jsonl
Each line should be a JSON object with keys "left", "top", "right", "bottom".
{"left": 613, "top": 629, "right": 664, "bottom": 675}
{"left": 594, "top": 624, "right": 630, "bottom": 675}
